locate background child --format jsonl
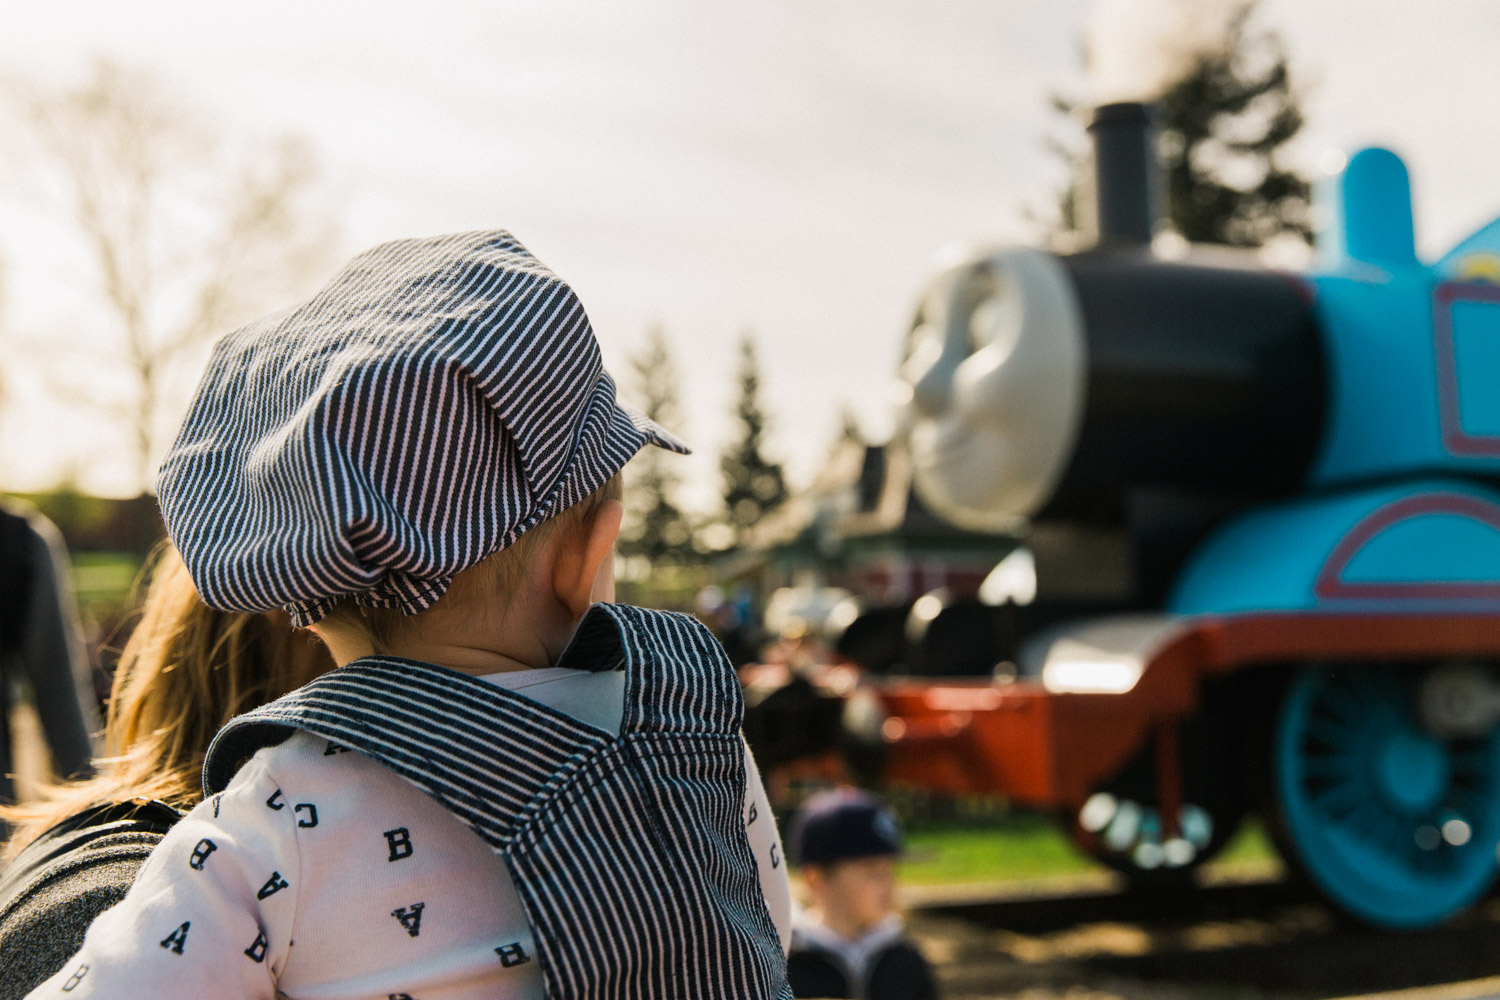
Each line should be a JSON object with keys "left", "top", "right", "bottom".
{"left": 787, "top": 788, "right": 939, "bottom": 1000}
{"left": 27, "top": 231, "right": 791, "bottom": 999}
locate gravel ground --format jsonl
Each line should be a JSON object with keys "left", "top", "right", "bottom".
{"left": 904, "top": 880, "right": 1500, "bottom": 1000}
{"left": 908, "top": 906, "right": 1305, "bottom": 1000}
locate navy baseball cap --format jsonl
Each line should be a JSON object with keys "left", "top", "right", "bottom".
{"left": 788, "top": 788, "right": 904, "bottom": 867}
{"left": 157, "top": 230, "right": 688, "bottom": 627}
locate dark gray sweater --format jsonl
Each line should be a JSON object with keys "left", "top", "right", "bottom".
{"left": 0, "top": 801, "right": 179, "bottom": 998}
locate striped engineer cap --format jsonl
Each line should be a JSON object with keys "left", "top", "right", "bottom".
{"left": 157, "top": 230, "right": 688, "bottom": 627}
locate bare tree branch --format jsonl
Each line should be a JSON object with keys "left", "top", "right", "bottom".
{"left": 6, "top": 58, "right": 341, "bottom": 492}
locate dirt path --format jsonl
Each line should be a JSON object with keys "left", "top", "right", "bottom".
{"left": 904, "top": 877, "right": 1500, "bottom": 1000}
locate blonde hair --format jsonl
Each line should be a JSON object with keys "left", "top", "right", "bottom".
{"left": 1, "top": 544, "right": 331, "bottom": 861}
{"left": 319, "top": 474, "right": 624, "bottom": 655}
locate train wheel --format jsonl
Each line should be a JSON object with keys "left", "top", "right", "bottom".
{"left": 1270, "top": 663, "right": 1500, "bottom": 929}
{"left": 1071, "top": 794, "right": 1239, "bottom": 878}
{"left": 1067, "top": 708, "right": 1249, "bottom": 878}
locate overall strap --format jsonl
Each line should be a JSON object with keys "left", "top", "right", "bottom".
{"left": 515, "top": 606, "right": 788, "bottom": 999}
{"left": 559, "top": 603, "right": 745, "bottom": 737}
{"left": 203, "top": 656, "right": 612, "bottom": 850}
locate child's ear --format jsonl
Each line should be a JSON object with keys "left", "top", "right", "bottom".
{"left": 553, "top": 499, "right": 624, "bottom": 617}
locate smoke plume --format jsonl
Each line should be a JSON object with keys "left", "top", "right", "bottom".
{"left": 1086, "top": 0, "right": 1244, "bottom": 102}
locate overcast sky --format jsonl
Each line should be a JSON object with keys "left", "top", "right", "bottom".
{"left": 2, "top": 1, "right": 1498, "bottom": 505}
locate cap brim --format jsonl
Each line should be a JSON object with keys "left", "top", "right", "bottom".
{"left": 620, "top": 403, "right": 691, "bottom": 455}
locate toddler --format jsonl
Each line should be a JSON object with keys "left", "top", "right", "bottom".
{"left": 27, "top": 232, "right": 791, "bottom": 999}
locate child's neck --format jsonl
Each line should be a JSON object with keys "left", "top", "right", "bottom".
{"left": 324, "top": 592, "right": 579, "bottom": 677}
{"left": 384, "top": 629, "right": 561, "bottom": 677}
{"left": 387, "top": 636, "right": 549, "bottom": 675}
{"left": 322, "top": 630, "right": 555, "bottom": 675}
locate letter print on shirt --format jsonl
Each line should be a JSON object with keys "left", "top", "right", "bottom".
{"left": 189, "top": 838, "right": 218, "bottom": 870}
{"left": 392, "top": 902, "right": 426, "bottom": 937}
{"left": 245, "top": 927, "right": 269, "bottom": 963}
{"left": 257, "top": 870, "right": 291, "bottom": 900}
{"left": 295, "top": 802, "right": 319, "bottom": 828}
{"left": 496, "top": 942, "right": 532, "bottom": 967}
{"left": 323, "top": 740, "right": 351, "bottom": 756}
{"left": 265, "top": 788, "right": 286, "bottom": 811}
{"left": 384, "top": 826, "right": 414, "bottom": 861}
{"left": 160, "top": 921, "right": 191, "bottom": 955}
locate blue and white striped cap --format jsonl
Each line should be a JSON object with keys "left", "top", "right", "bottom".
{"left": 157, "top": 230, "right": 688, "bottom": 627}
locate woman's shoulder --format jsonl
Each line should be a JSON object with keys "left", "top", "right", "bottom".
{"left": 0, "top": 800, "right": 182, "bottom": 1000}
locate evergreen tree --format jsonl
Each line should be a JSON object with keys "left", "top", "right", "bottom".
{"left": 720, "top": 333, "right": 788, "bottom": 548}
{"left": 1157, "top": 4, "right": 1310, "bottom": 246}
{"left": 1050, "top": 2, "right": 1311, "bottom": 248}
{"left": 618, "top": 326, "right": 693, "bottom": 566}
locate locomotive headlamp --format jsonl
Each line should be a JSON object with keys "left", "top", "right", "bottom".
{"left": 903, "top": 247, "right": 1087, "bottom": 532}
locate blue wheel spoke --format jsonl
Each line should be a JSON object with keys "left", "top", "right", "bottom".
{"left": 1299, "top": 748, "right": 1361, "bottom": 779}
{"left": 1310, "top": 781, "right": 1368, "bottom": 819}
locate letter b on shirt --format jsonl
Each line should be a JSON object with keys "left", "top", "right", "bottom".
{"left": 384, "top": 827, "right": 413, "bottom": 861}
{"left": 189, "top": 838, "right": 218, "bottom": 871}
{"left": 496, "top": 942, "right": 532, "bottom": 967}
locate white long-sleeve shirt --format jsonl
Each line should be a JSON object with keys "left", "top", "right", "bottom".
{"left": 27, "top": 667, "right": 790, "bottom": 999}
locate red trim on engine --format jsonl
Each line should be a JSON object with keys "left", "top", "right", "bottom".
{"left": 876, "top": 612, "right": 1500, "bottom": 807}
{"left": 1434, "top": 281, "right": 1500, "bottom": 456}
{"left": 1313, "top": 492, "right": 1500, "bottom": 602}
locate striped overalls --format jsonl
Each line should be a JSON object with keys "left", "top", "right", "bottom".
{"left": 204, "top": 604, "right": 790, "bottom": 999}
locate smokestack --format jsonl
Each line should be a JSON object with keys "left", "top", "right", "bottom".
{"left": 1088, "top": 102, "right": 1159, "bottom": 247}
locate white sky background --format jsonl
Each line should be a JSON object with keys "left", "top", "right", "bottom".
{"left": 1, "top": 1, "right": 1498, "bottom": 506}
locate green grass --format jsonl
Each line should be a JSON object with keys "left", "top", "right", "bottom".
{"left": 70, "top": 551, "right": 143, "bottom": 618}
{"left": 900, "top": 813, "right": 1097, "bottom": 885}
{"left": 1208, "top": 819, "right": 1279, "bottom": 874}
{"left": 898, "top": 813, "right": 1280, "bottom": 886}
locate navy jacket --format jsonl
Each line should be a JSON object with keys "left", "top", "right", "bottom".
{"left": 787, "top": 922, "right": 939, "bottom": 1000}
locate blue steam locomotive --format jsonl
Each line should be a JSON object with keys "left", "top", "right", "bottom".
{"left": 862, "top": 102, "right": 1500, "bottom": 929}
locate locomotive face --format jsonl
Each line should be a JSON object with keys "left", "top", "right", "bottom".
{"left": 899, "top": 247, "right": 1086, "bottom": 531}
